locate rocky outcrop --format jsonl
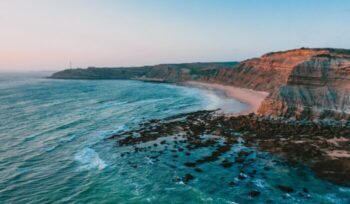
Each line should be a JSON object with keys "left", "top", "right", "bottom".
{"left": 205, "top": 48, "right": 328, "bottom": 92}
{"left": 108, "top": 110, "right": 350, "bottom": 186}
{"left": 256, "top": 49, "right": 350, "bottom": 119}
{"left": 202, "top": 47, "right": 350, "bottom": 119}
{"left": 258, "top": 86, "right": 350, "bottom": 119}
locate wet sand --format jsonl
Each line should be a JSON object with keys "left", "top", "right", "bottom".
{"left": 183, "top": 81, "right": 269, "bottom": 115}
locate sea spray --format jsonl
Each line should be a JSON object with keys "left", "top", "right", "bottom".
{"left": 74, "top": 147, "right": 106, "bottom": 170}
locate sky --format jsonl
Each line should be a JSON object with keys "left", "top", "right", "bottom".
{"left": 0, "top": 0, "right": 350, "bottom": 72}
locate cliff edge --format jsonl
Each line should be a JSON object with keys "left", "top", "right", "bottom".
{"left": 51, "top": 48, "right": 350, "bottom": 119}
{"left": 254, "top": 48, "right": 350, "bottom": 119}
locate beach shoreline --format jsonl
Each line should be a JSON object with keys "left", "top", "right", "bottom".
{"left": 182, "top": 81, "right": 269, "bottom": 115}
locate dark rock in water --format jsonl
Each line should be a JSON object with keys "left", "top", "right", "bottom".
{"left": 238, "top": 150, "right": 251, "bottom": 157}
{"left": 312, "top": 158, "right": 350, "bottom": 186}
{"left": 107, "top": 109, "right": 350, "bottom": 186}
{"left": 194, "top": 168, "right": 203, "bottom": 173}
{"left": 195, "top": 144, "right": 232, "bottom": 165}
{"left": 149, "top": 155, "right": 159, "bottom": 159}
{"left": 248, "top": 170, "right": 257, "bottom": 177}
{"left": 276, "top": 185, "right": 294, "bottom": 193}
{"left": 184, "top": 162, "right": 197, "bottom": 167}
{"left": 302, "top": 187, "right": 309, "bottom": 193}
{"left": 221, "top": 160, "right": 234, "bottom": 168}
{"left": 235, "top": 157, "right": 245, "bottom": 164}
{"left": 183, "top": 174, "right": 195, "bottom": 183}
{"left": 249, "top": 191, "right": 261, "bottom": 197}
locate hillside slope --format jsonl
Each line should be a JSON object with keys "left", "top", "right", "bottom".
{"left": 50, "top": 62, "right": 239, "bottom": 82}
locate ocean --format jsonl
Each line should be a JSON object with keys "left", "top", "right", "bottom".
{"left": 0, "top": 73, "right": 349, "bottom": 204}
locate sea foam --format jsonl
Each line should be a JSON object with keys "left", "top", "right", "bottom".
{"left": 74, "top": 147, "right": 106, "bottom": 170}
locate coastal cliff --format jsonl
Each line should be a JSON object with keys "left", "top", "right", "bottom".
{"left": 205, "top": 49, "right": 326, "bottom": 91}
{"left": 255, "top": 48, "right": 350, "bottom": 119}
{"left": 51, "top": 48, "right": 350, "bottom": 120}
{"left": 202, "top": 48, "right": 350, "bottom": 119}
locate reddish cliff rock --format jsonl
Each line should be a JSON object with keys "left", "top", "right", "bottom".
{"left": 259, "top": 49, "right": 350, "bottom": 119}
{"left": 207, "top": 48, "right": 350, "bottom": 119}
{"left": 259, "top": 50, "right": 350, "bottom": 119}
{"left": 207, "top": 48, "right": 329, "bottom": 91}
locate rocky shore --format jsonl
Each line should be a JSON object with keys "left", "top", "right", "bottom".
{"left": 51, "top": 47, "right": 350, "bottom": 188}
{"left": 108, "top": 110, "right": 350, "bottom": 186}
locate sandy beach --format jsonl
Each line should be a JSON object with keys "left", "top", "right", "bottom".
{"left": 184, "top": 81, "right": 269, "bottom": 115}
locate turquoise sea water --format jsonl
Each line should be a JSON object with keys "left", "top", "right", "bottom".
{"left": 0, "top": 73, "right": 349, "bottom": 204}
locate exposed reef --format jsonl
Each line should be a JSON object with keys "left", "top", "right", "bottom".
{"left": 107, "top": 110, "right": 350, "bottom": 186}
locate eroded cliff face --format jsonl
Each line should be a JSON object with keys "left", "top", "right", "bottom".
{"left": 206, "top": 49, "right": 328, "bottom": 92}
{"left": 202, "top": 48, "right": 350, "bottom": 119}
{"left": 256, "top": 49, "right": 350, "bottom": 119}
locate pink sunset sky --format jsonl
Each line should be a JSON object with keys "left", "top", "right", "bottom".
{"left": 1, "top": 0, "right": 350, "bottom": 72}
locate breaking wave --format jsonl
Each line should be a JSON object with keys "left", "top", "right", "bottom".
{"left": 74, "top": 147, "right": 106, "bottom": 170}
